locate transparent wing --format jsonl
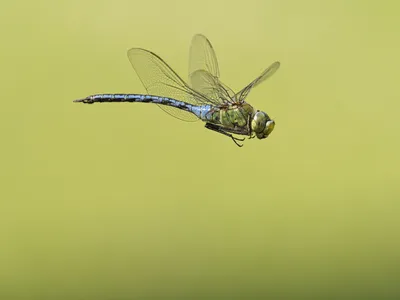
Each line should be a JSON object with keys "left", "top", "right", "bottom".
{"left": 127, "top": 48, "right": 217, "bottom": 122}
{"left": 190, "top": 69, "right": 236, "bottom": 104}
{"left": 189, "top": 34, "right": 236, "bottom": 104}
{"left": 235, "top": 61, "right": 280, "bottom": 102}
{"left": 189, "top": 34, "right": 220, "bottom": 78}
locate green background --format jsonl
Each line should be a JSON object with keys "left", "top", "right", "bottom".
{"left": 1, "top": 0, "right": 400, "bottom": 299}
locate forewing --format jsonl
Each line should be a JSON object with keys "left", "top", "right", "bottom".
{"left": 189, "top": 34, "right": 236, "bottom": 104}
{"left": 189, "top": 34, "right": 219, "bottom": 78}
{"left": 190, "top": 69, "right": 236, "bottom": 104}
{"left": 235, "top": 61, "right": 280, "bottom": 102}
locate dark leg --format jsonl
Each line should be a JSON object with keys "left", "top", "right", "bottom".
{"left": 205, "top": 123, "right": 245, "bottom": 147}
{"left": 247, "top": 114, "right": 254, "bottom": 139}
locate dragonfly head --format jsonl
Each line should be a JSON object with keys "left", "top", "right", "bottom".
{"left": 251, "top": 111, "right": 275, "bottom": 139}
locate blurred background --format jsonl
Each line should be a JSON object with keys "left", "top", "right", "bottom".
{"left": 1, "top": 0, "right": 400, "bottom": 299}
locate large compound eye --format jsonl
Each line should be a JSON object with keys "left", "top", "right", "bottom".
{"left": 263, "top": 120, "right": 275, "bottom": 137}
{"left": 251, "top": 112, "right": 267, "bottom": 133}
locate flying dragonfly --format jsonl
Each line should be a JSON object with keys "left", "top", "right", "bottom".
{"left": 74, "top": 34, "right": 280, "bottom": 147}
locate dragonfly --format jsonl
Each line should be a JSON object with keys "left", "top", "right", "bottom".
{"left": 74, "top": 34, "right": 280, "bottom": 147}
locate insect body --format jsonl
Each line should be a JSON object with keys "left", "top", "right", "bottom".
{"left": 74, "top": 34, "right": 280, "bottom": 147}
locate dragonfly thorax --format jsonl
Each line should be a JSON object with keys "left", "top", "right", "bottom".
{"left": 251, "top": 111, "right": 275, "bottom": 139}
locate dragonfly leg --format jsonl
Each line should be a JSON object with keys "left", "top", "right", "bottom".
{"left": 231, "top": 137, "right": 244, "bottom": 147}
{"left": 205, "top": 123, "right": 245, "bottom": 147}
{"left": 247, "top": 114, "right": 254, "bottom": 139}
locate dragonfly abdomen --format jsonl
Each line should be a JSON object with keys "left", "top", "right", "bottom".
{"left": 190, "top": 105, "right": 218, "bottom": 121}
{"left": 74, "top": 94, "right": 195, "bottom": 111}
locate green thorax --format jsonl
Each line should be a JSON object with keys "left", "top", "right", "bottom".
{"left": 208, "top": 103, "right": 255, "bottom": 128}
